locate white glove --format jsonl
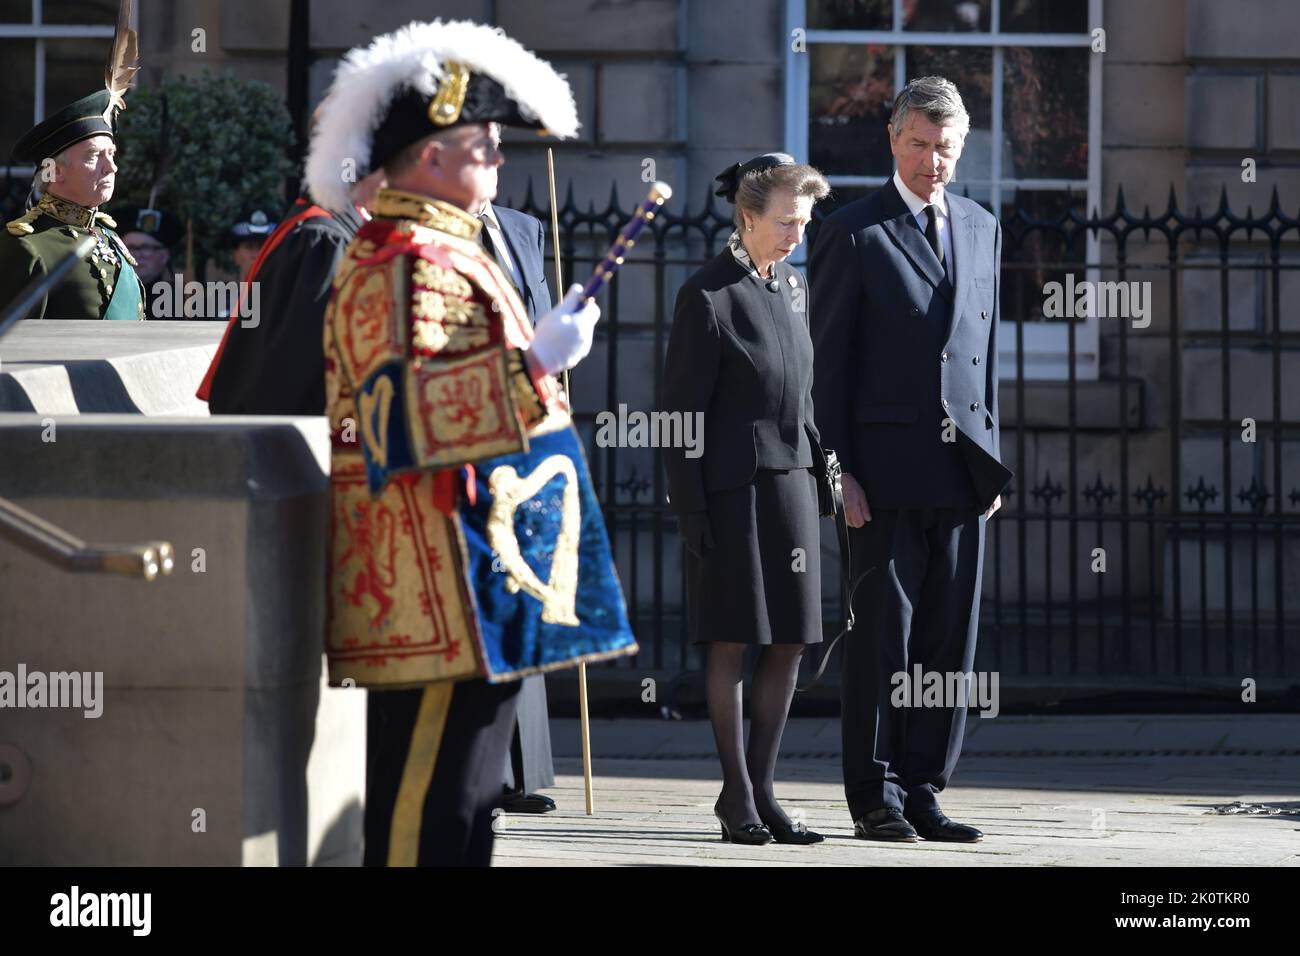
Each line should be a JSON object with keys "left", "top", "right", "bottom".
{"left": 526, "top": 283, "right": 600, "bottom": 376}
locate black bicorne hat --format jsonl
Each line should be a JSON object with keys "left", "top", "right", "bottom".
{"left": 370, "top": 70, "right": 540, "bottom": 173}
{"left": 11, "top": 90, "right": 118, "bottom": 165}
{"left": 10, "top": 0, "right": 137, "bottom": 165}
{"left": 714, "top": 152, "right": 796, "bottom": 204}
{"left": 305, "top": 21, "right": 580, "bottom": 212}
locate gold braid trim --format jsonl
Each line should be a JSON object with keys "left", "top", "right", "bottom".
{"left": 373, "top": 189, "right": 481, "bottom": 241}
{"left": 6, "top": 206, "right": 42, "bottom": 237}
{"left": 8, "top": 193, "right": 105, "bottom": 236}
{"left": 35, "top": 194, "right": 97, "bottom": 229}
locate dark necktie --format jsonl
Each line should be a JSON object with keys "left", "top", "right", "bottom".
{"left": 479, "top": 213, "right": 520, "bottom": 294}
{"left": 924, "top": 204, "right": 947, "bottom": 278}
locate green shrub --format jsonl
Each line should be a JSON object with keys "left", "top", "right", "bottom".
{"left": 112, "top": 71, "right": 296, "bottom": 276}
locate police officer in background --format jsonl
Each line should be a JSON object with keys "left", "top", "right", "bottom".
{"left": 114, "top": 206, "right": 183, "bottom": 317}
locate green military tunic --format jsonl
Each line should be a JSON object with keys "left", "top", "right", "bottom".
{"left": 0, "top": 192, "right": 145, "bottom": 321}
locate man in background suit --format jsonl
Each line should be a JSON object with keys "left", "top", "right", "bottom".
{"left": 475, "top": 197, "right": 559, "bottom": 814}
{"left": 810, "top": 76, "right": 1013, "bottom": 843}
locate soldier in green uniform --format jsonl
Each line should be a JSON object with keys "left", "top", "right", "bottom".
{"left": 0, "top": 87, "right": 145, "bottom": 322}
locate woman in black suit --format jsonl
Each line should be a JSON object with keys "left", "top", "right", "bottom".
{"left": 662, "top": 153, "right": 830, "bottom": 845}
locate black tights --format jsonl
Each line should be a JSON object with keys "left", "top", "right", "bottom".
{"left": 706, "top": 641, "right": 805, "bottom": 829}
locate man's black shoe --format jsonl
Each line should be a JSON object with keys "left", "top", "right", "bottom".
{"left": 500, "top": 790, "right": 557, "bottom": 814}
{"left": 905, "top": 806, "right": 983, "bottom": 842}
{"left": 853, "top": 807, "right": 919, "bottom": 842}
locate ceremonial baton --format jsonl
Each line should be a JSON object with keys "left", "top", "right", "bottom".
{"left": 578, "top": 181, "right": 672, "bottom": 303}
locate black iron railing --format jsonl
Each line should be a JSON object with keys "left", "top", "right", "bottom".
{"left": 506, "top": 179, "right": 1300, "bottom": 690}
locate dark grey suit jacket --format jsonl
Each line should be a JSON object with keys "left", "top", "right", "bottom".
{"left": 809, "top": 179, "right": 1013, "bottom": 512}
{"left": 491, "top": 204, "right": 552, "bottom": 322}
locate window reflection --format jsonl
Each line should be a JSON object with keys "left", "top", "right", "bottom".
{"left": 807, "top": 0, "right": 892, "bottom": 30}
{"left": 45, "top": 40, "right": 106, "bottom": 125}
{"left": 42, "top": 0, "right": 119, "bottom": 25}
{"left": 1001, "top": 190, "right": 1088, "bottom": 324}
{"left": 0, "top": 1, "right": 32, "bottom": 23}
{"left": 809, "top": 44, "right": 896, "bottom": 177}
{"left": 0, "top": 39, "right": 35, "bottom": 155}
{"left": 1004, "top": 48, "right": 1089, "bottom": 179}
{"left": 903, "top": 0, "right": 990, "bottom": 32}
{"left": 1002, "top": 0, "right": 1089, "bottom": 33}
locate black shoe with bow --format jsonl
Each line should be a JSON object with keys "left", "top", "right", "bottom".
{"left": 715, "top": 801, "right": 772, "bottom": 845}
{"left": 853, "top": 806, "right": 919, "bottom": 842}
{"left": 905, "top": 806, "right": 983, "bottom": 843}
{"left": 762, "top": 815, "right": 825, "bottom": 845}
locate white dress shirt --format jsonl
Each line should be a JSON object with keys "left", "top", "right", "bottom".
{"left": 892, "top": 169, "right": 953, "bottom": 275}
{"left": 478, "top": 201, "right": 524, "bottom": 292}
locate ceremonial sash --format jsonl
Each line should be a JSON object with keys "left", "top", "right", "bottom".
{"left": 102, "top": 257, "right": 142, "bottom": 321}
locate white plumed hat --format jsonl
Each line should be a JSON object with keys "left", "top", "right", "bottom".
{"left": 305, "top": 19, "right": 579, "bottom": 211}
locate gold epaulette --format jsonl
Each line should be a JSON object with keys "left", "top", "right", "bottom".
{"left": 94, "top": 211, "right": 118, "bottom": 230}
{"left": 6, "top": 207, "right": 41, "bottom": 237}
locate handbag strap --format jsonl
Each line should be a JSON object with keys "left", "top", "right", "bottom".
{"left": 797, "top": 496, "right": 873, "bottom": 693}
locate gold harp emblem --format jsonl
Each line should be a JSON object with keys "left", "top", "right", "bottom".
{"left": 487, "top": 455, "right": 581, "bottom": 626}
{"left": 359, "top": 375, "right": 395, "bottom": 467}
{"left": 429, "top": 62, "right": 471, "bottom": 127}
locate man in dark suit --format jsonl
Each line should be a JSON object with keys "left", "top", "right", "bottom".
{"left": 810, "top": 76, "right": 1013, "bottom": 843}
{"left": 474, "top": 197, "right": 559, "bottom": 814}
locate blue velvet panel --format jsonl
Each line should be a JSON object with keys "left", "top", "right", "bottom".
{"left": 458, "top": 425, "right": 638, "bottom": 681}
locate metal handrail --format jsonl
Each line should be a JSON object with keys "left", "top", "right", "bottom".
{"left": 0, "top": 497, "right": 174, "bottom": 581}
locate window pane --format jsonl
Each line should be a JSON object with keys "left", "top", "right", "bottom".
{"left": 42, "top": 0, "right": 118, "bottom": 24}
{"left": 0, "top": 1, "right": 32, "bottom": 23}
{"left": 0, "top": 40, "right": 36, "bottom": 161}
{"left": 1001, "top": 0, "right": 1089, "bottom": 33}
{"left": 45, "top": 39, "right": 105, "bottom": 117}
{"left": 904, "top": 0, "right": 990, "bottom": 32}
{"left": 1000, "top": 189, "right": 1087, "bottom": 325}
{"left": 1003, "top": 47, "right": 1088, "bottom": 179}
{"left": 807, "top": 0, "right": 891, "bottom": 30}
{"left": 809, "top": 43, "right": 896, "bottom": 177}
{"left": 903, "top": 46, "right": 992, "bottom": 181}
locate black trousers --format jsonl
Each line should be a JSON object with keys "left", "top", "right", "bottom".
{"left": 840, "top": 507, "right": 985, "bottom": 819}
{"left": 364, "top": 677, "right": 521, "bottom": 867}
{"left": 502, "top": 673, "right": 555, "bottom": 794}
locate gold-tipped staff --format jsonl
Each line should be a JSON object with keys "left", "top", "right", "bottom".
{"left": 545, "top": 156, "right": 673, "bottom": 815}
{"left": 548, "top": 147, "right": 594, "bottom": 815}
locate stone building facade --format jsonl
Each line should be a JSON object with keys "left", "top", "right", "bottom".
{"left": 3, "top": 1, "right": 1297, "bottom": 675}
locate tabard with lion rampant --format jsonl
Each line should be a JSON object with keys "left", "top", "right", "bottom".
{"left": 324, "top": 187, "right": 637, "bottom": 688}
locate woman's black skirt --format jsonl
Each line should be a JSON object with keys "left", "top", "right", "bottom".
{"left": 685, "top": 466, "right": 823, "bottom": 645}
